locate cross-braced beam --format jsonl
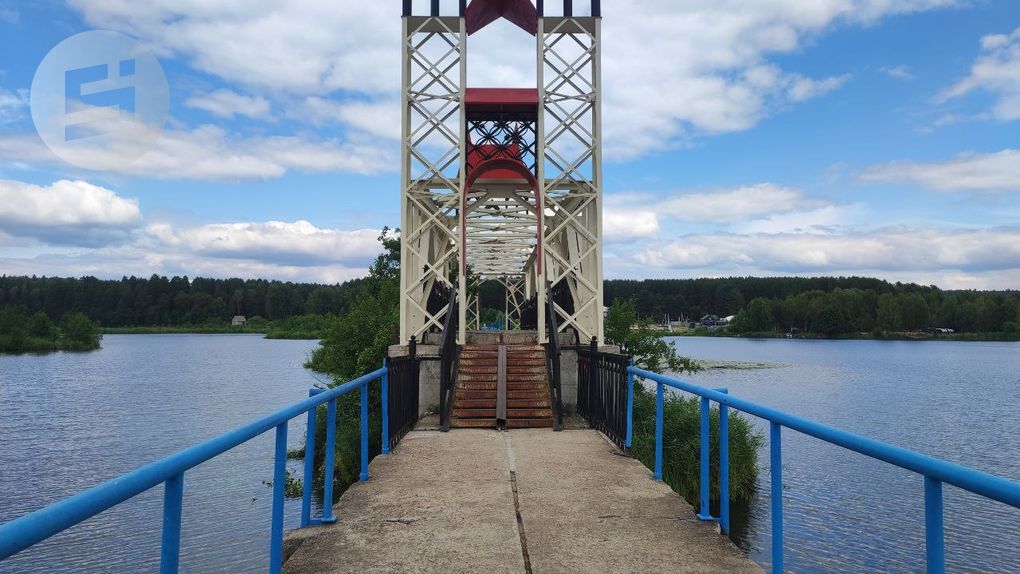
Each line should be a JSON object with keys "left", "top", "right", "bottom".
{"left": 400, "top": 14, "right": 466, "bottom": 343}
{"left": 537, "top": 14, "right": 604, "bottom": 344}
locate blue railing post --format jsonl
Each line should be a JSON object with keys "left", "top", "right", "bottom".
{"left": 771, "top": 422, "right": 784, "bottom": 573}
{"left": 360, "top": 382, "right": 370, "bottom": 482}
{"left": 654, "top": 382, "right": 664, "bottom": 480}
{"left": 381, "top": 359, "right": 390, "bottom": 455}
{"left": 697, "top": 397, "right": 712, "bottom": 521}
{"left": 269, "top": 422, "right": 287, "bottom": 574}
{"left": 924, "top": 476, "right": 946, "bottom": 574}
{"left": 718, "top": 389, "right": 730, "bottom": 535}
{"left": 159, "top": 473, "right": 184, "bottom": 574}
{"left": 320, "top": 398, "right": 337, "bottom": 524}
{"left": 301, "top": 389, "right": 320, "bottom": 527}
{"left": 624, "top": 362, "right": 635, "bottom": 448}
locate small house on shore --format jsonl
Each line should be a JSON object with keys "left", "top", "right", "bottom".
{"left": 231, "top": 315, "right": 247, "bottom": 326}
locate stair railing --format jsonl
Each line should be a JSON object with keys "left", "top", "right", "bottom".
{"left": 545, "top": 287, "right": 564, "bottom": 430}
{"left": 439, "top": 286, "right": 459, "bottom": 431}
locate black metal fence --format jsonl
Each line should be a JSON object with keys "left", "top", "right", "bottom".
{"left": 439, "top": 288, "right": 459, "bottom": 431}
{"left": 387, "top": 338, "right": 419, "bottom": 451}
{"left": 545, "top": 288, "right": 563, "bottom": 430}
{"left": 577, "top": 339, "right": 630, "bottom": 449}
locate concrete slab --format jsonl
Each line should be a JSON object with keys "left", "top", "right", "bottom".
{"left": 283, "top": 429, "right": 761, "bottom": 574}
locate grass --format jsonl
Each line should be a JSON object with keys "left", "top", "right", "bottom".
{"left": 628, "top": 383, "right": 763, "bottom": 510}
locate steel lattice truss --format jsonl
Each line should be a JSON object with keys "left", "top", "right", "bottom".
{"left": 399, "top": 15, "right": 465, "bottom": 343}
{"left": 399, "top": 6, "right": 605, "bottom": 345}
{"left": 537, "top": 15, "right": 604, "bottom": 344}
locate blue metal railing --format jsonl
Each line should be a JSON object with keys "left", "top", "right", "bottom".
{"left": 0, "top": 365, "right": 390, "bottom": 574}
{"left": 626, "top": 366, "right": 1020, "bottom": 574}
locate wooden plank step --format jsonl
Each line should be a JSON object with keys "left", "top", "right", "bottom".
{"left": 451, "top": 418, "right": 497, "bottom": 429}
{"left": 457, "top": 382, "right": 497, "bottom": 390}
{"left": 456, "top": 390, "right": 498, "bottom": 400}
{"left": 453, "top": 408, "right": 496, "bottom": 418}
{"left": 507, "top": 390, "right": 548, "bottom": 400}
{"left": 506, "top": 408, "right": 553, "bottom": 418}
{"left": 457, "top": 399, "right": 497, "bottom": 408}
{"left": 506, "top": 399, "right": 550, "bottom": 409}
{"left": 506, "top": 418, "right": 554, "bottom": 428}
{"left": 507, "top": 382, "right": 548, "bottom": 391}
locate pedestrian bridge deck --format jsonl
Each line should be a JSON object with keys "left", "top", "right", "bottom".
{"left": 282, "top": 428, "right": 760, "bottom": 574}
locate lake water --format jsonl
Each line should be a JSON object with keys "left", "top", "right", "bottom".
{"left": 669, "top": 336, "right": 1020, "bottom": 574}
{"left": 2, "top": 335, "right": 1019, "bottom": 573}
{"left": 0, "top": 334, "right": 327, "bottom": 573}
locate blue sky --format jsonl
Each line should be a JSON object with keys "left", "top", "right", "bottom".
{"left": 0, "top": 0, "right": 1018, "bottom": 288}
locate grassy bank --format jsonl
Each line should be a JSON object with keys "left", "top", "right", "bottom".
{"left": 102, "top": 314, "right": 331, "bottom": 340}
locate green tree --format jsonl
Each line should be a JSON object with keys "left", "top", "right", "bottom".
{"left": 60, "top": 312, "right": 102, "bottom": 350}
{"left": 27, "top": 311, "right": 56, "bottom": 340}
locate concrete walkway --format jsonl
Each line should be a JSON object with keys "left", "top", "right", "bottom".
{"left": 283, "top": 429, "right": 761, "bottom": 574}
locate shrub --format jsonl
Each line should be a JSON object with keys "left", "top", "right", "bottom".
{"left": 605, "top": 298, "right": 762, "bottom": 510}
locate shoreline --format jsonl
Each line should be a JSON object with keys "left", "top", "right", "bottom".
{"left": 657, "top": 329, "right": 1020, "bottom": 342}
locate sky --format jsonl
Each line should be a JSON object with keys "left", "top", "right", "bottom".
{"left": 0, "top": 0, "right": 1018, "bottom": 289}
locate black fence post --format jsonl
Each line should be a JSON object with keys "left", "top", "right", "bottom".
{"left": 403, "top": 0, "right": 412, "bottom": 17}
{"left": 431, "top": 0, "right": 440, "bottom": 17}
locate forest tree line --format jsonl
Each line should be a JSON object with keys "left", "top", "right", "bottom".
{"left": 2, "top": 274, "right": 1018, "bottom": 335}
{"left": 0, "top": 275, "right": 366, "bottom": 327}
{"left": 603, "top": 277, "right": 1019, "bottom": 335}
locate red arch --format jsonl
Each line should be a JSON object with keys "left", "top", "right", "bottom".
{"left": 461, "top": 158, "right": 542, "bottom": 275}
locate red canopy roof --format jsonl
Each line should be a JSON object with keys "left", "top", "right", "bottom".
{"left": 465, "top": 0, "right": 538, "bottom": 36}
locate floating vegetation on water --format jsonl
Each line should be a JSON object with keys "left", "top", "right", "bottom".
{"left": 697, "top": 360, "right": 784, "bottom": 370}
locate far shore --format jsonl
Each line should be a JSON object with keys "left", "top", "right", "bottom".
{"left": 657, "top": 328, "right": 1020, "bottom": 342}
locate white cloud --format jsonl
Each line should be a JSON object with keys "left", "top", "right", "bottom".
{"left": 185, "top": 89, "right": 271, "bottom": 120}
{"left": 603, "top": 208, "right": 660, "bottom": 241}
{"left": 0, "top": 179, "right": 141, "bottom": 246}
{"left": 636, "top": 227, "right": 1020, "bottom": 274}
{"left": 735, "top": 204, "right": 866, "bottom": 234}
{"left": 881, "top": 65, "right": 914, "bottom": 80}
{"left": 300, "top": 97, "right": 401, "bottom": 140}
{"left": 0, "top": 125, "right": 396, "bottom": 180}
{"left": 658, "top": 184, "right": 812, "bottom": 222}
{"left": 937, "top": 26, "right": 1020, "bottom": 120}
{"left": 64, "top": 0, "right": 957, "bottom": 164}
{"left": 861, "top": 149, "right": 1020, "bottom": 192}
{"left": 147, "top": 220, "right": 381, "bottom": 266}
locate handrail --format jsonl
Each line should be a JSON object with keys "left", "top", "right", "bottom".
{"left": 439, "top": 285, "right": 458, "bottom": 431}
{"left": 628, "top": 366, "right": 1020, "bottom": 574}
{"left": 0, "top": 366, "right": 389, "bottom": 574}
{"left": 545, "top": 288, "right": 563, "bottom": 430}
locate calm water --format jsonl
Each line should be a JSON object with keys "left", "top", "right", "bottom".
{"left": 0, "top": 334, "right": 329, "bottom": 573}
{"left": 2, "top": 336, "right": 1019, "bottom": 572}
{"left": 669, "top": 337, "right": 1020, "bottom": 574}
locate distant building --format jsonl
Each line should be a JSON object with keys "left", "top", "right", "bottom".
{"left": 700, "top": 315, "right": 719, "bottom": 327}
{"left": 231, "top": 315, "right": 247, "bottom": 326}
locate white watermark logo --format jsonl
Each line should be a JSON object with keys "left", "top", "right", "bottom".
{"left": 30, "top": 30, "right": 169, "bottom": 171}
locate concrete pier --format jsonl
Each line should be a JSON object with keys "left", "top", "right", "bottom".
{"left": 283, "top": 429, "right": 760, "bottom": 574}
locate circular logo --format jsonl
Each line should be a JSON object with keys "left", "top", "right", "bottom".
{"left": 30, "top": 30, "right": 169, "bottom": 171}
